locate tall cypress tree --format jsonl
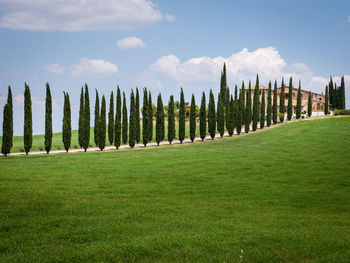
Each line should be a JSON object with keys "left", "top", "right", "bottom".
{"left": 129, "top": 90, "right": 136, "bottom": 148}
{"left": 122, "top": 92, "right": 128, "bottom": 145}
{"left": 148, "top": 91, "right": 153, "bottom": 142}
{"left": 334, "top": 83, "right": 338, "bottom": 109}
{"left": 24, "top": 83, "right": 32, "bottom": 155}
{"left": 340, "top": 76, "right": 345, "bottom": 109}
{"left": 228, "top": 95, "right": 234, "bottom": 136}
{"left": 168, "top": 95, "right": 175, "bottom": 144}
{"left": 115, "top": 86, "right": 122, "bottom": 149}
{"left": 260, "top": 89, "right": 265, "bottom": 129}
{"left": 220, "top": 63, "right": 227, "bottom": 103}
{"left": 135, "top": 88, "right": 140, "bottom": 143}
{"left": 78, "top": 87, "right": 84, "bottom": 148}
{"left": 266, "top": 81, "right": 272, "bottom": 126}
{"left": 7, "top": 86, "right": 13, "bottom": 148}
{"left": 155, "top": 93, "right": 164, "bottom": 145}
{"left": 279, "top": 78, "right": 285, "bottom": 122}
{"left": 179, "top": 88, "right": 185, "bottom": 143}
{"left": 199, "top": 92, "right": 206, "bottom": 141}
{"left": 329, "top": 77, "right": 334, "bottom": 109}
{"left": 142, "top": 88, "right": 149, "bottom": 146}
{"left": 62, "top": 92, "right": 71, "bottom": 152}
{"left": 273, "top": 80, "right": 278, "bottom": 124}
{"left": 324, "top": 85, "right": 329, "bottom": 115}
{"left": 217, "top": 92, "right": 224, "bottom": 137}
{"left": 94, "top": 90, "right": 100, "bottom": 147}
{"left": 108, "top": 91, "right": 114, "bottom": 145}
{"left": 245, "top": 82, "right": 251, "bottom": 133}
{"left": 233, "top": 85, "right": 238, "bottom": 131}
{"left": 45, "top": 83, "right": 52, "bottom": 154}
{"left": 225, "top": 87, "right": 230, "bottom": 130}
{"left": 236, "top": 88, "right": 242, "bottom": 135}
{"left": 252, "top": 75, "right": 260, "bottom": 131}
{"left": 208, "top": 90, "right": 216, "bottom": 139}
{"left": 2, "top": 104, "right": 11, "bottom": 156}
{"left": 190, "top": 94, "right": 196, "bottom": 142}
{"left": 83, "top": 84, "right": 90, "bottom": 151}
{"left": 308, "top": 91, "right": 312, "bottom": 117}
{"left": 287, "top": 77, "right": 293, "bottom": 121}
{"left": 241, "top": 81, "right": 245, "bottom": 125}
{"left": 296, "top": 80, "right": 302, "bottom": 119}
{"left": 99, "top": 95, "right": 106, "bottom": 150}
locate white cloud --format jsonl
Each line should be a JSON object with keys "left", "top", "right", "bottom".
{"left": 44, "top": 64, "right": 65, "bottom": 74}
{"left": 117, "top": 36, "right": 146, "bottom": 50}
{"left": 165, "top": 13, "right": 176, "bottom": 22}
{"left": 71, "top": 58, "right": 118, "bottom": 77}
{"left": 0, "top": 0, "right": 164, "bottom": 31}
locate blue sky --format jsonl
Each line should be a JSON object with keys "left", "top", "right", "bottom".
{"left": 0, "top": 0, "right": 349, "bottom": 135}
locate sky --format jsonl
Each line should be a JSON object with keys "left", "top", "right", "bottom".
{"left": 0, "top": 0, "right": 349, "bottom": 135}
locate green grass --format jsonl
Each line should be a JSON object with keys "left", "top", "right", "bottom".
{"left": 1, "top": 117, "right": 350, "bottom": 262}
{"left": 4, "top": 121, "right": 201, "bottom": 153}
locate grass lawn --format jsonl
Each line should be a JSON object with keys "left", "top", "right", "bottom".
{"left": 1, "top": 117, "right": 350, "bottom": 262}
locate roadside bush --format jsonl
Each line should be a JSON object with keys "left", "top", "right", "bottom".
{"left": 334, "top": 109, "right": 350, "bottom": 115}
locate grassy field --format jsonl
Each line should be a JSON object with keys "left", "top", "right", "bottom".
{"left": 4, "top": 121, "right": 201, "bottom": 153}
{"left": 1, "top": 117, "right": 350, "bottom": 262}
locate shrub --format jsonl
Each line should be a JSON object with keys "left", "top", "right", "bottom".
{"left": 334, "top": 109, "right": 350, "bottom": 115}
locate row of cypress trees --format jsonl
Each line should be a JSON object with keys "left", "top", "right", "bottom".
{"left": 329, "top": 76, "right": 346, "bottom": 110}
{"left": 1, "top": 72, "right": 343, "bottom": 155}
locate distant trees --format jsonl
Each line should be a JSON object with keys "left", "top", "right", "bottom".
{"left": 245, "top": 82, "right": 251, "bottom": 133}
{"left": 266, "top": 81, "right": 272, "bottom": 126}
{"left": 1, "top": 104, "right": 11, "bottom": 156}
{"left": 7, "top": 86, "right": 13, "bottom": 148}
{"left": 220, "top": 63, "right": 227, "bottom": 103}
{"left": 236, "top": 87, "right": 242, "bottom": 135}
{"left": 241, "top": 81, "right": 245, "bottom": 126}
{"left": 208, "top": 90, "right": 216, "bottom": 139}
{"left": 199, "top": 92, "right": 206, "bottom": 141}
{"left": 296, "top": 81, "right": 302, "bottom": 119}
{"left": 252, "top": 75, "right": 260, "bottom": 131}
{"left": 108, "top": 91, "right": 114, "bottom": 145}
{"left": 287, "top": 77, "right": 293, "bottom": 121}
{"left": 156, "top": 93, "right": 164, "bottom": 146}
{"left": 94, "top": 90, "right": 100, "bottom": 147}
{"left": 260, "top": 89, "right": 265, "bottom": 129}
{"left": 78, "top": 87, "right": 84, "bottom": 148}
{"left": 168, "top": 95, "right": 175, "bottom": 144}
{"left": 227, "top": 95, "right": 234, "bottom": 136}
{"left": 62, "top": 92, "right": 71, "bottom": 152}
{"left": 129, "top": 90, "right": 136, "bottom": 148}
{"left": 217, "top": 92, "right": 224, "bottom": 137}
{"left": 122, "top": 92, "right": 128, "bottom": 145}
{"left": 308, "top": 91, "right": 312, "bottom": 117}
{"left": 115, "top": 86, "right": 121, "bottom": 149}
{"left": 279, "top": 78, "right": 285, "bottom": 122}
{"left": 24, "top": 83, "right": 32, "bottom": 155}
{"left": 148, "top": 92, "right": 153, "bottom": 142}
{"left": 142, "top": 88, "right": 149, "bottom": 146}
{"left": 98, "top": 95, "right": 106, "bottom": 150}
{"left": 45, "top": 83, "right": 52, "bottom": 154}
{"left": 340, "top": 76, "right": 345, "bottom": 109}
{"left": 179, "top": 88, "right": 185, "bottom": 143}
{"left": 83, "top": 84, "right": 90, "bottom": 151}
{"left": 328, "top": 76, "right": 346, "bottom": 110}
{"left": 325, "top": 85, "right": 329, "bottom": 115}
{"left": 190, "top": 94, "right": 196, "bottom": 142}
{"left": 273, "top": 80, "right": 278, "bottom": 124}
{"left": 135, "top": 88, "right": 140, "bottom": 143}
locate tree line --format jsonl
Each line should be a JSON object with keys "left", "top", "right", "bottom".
{"left": 1, "top": 65, "right": 346, "bottom": 156}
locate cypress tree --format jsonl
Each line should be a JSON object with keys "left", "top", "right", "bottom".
{"left": 252, "top": 75, "right": 260, "bottom": 131}
{"left": 208, "top": 90, "right": 216, "bottom": 139}
{"left": 260, "top": 89, "right": 265, "bottom": 129}
{"left": 78, "top": 87, "right": 84, "bottom": 148}
{"left": 266, "top": 81, "right": 272, "bottom": 126}
{"left": 308, "top": 91, "right": 312, "bottom": 117}
{"left": 287, "top": 77, "right": 293, "bottom": 121}
{"left": 234, "top": 85, "right": 238, "bottom": 101}
{"left": 190, "top": 94, "right": 196, "bottom": 142}
{"left": 94, "top": 90, "right": 100, "bottom": 146}
{"left": 115, "top": 86, "right": 122, "bottom": 149}
{"left": 241, "top": 81, "right": 245, "bottom": 125}
{"left": 225, "top": 87, "right": 230, "bottom": 130}
{"left": 340, "top": 76, "right": 345, "bottom": 109}
{"left": 1, "top": 104, "right": 11, "bottom": 156}
{"left": 220, "top": 63, "right": 227, "bottom": 102}
{"left": 122, "top": 92, "right": 128, "bottom": 145}
{"left": 129, "top": 90, "right": 136, "bottom": 148}
{"left": 135, "top": 88, "right": 140, "bottom": 143}
{"left": 199, "top": 92, "right": 206, "bottom": 141}
{"left": 329, "top": 77, "right": 334, "bottom": 109}
{"left": 24, "top": 83, "right": 32, "bottom": 155}
{"left": 168, "top": 95, "right": 175, "bottom": 144}
{"left": 273, "top": 80, "right": 278, "bottom": 124}
{"left": 99, "top": 95, "right": 106, "bottom": 150}
{"left": 228, "top": 95, "right": 234, "bottom": 136}
{"left": 217, "top": 92, "right": 224, "bottom": 137}
{"left": 279, "top": 78, "right": 285, "bottom": 122}
{"left": 245, "top": 82, "right": 251, "bottom": 133}
{"left": 7, "top": 86, "right": 13, "bottom": 148}
{"left": 142, "top": 88, "right": 149, "bottom": 146}
{"left": 236, "top": 88, "right": 242, "bottom": 135}
{"left": 155, "top": 93, "right": 164, "bottom": 145}
{"left": 83, "top": 84, "right": 90, "bottom": 152}
{"left": 179, "top": 88, "right": 185, "bottom": 143}
{"left": 108, "top": 91, "right": 114, "bottom": 145}
{"left": 62, "top": 92, "right": 71, "bottom": 152}
{"left": 334, "top": 83, "right": 338, "bottom": 109}
{"left": 296, "top": 80, "right": 302, "bottom": 119}
{"left": 233, "top": 85, "right": 238, "bottom": 131}
{"left": 324, "top": 85, "right": 329, "bottom": 115}
{"left": 148, "top": 91, "right": 153, "bottom": 142}
{"left": 45, "top": 83, "right": 52, "bottom": 154}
